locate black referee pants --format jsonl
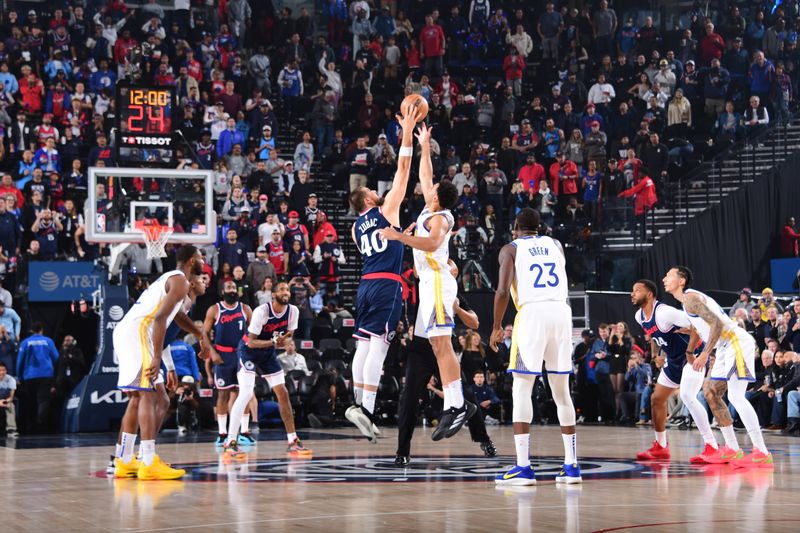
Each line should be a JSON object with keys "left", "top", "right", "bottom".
{"left": 397, "top": 336, "right": 490, "bottom": 457}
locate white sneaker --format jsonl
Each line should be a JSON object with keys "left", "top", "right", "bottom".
{"left": 484, "top": 415, "right": 500, "bottom": 426}
{"left": 346, "top": 407, "right": 377, "bottom": 443}
{"left": 178, "top": 426, "right": 187, "bottom": 435}
{"left": 371, "top": 423, "right": 381, "bottom": 436}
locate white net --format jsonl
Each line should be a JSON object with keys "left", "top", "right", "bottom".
{"left": 142, "top": 225, "right": 174, "bottom": 259}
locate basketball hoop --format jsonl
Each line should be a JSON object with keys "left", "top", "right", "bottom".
{"left": 138, "top": 219, "right": 173, "bottom": 259}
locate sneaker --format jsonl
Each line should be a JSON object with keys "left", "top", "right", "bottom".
{"left": 215, "top": 433, "right": 227, "bottom": 447}
{"left": 114, "top": 457, "right": 141, "bottom": 478}
{"left": 222, "top": 440, "right": 248, "bottom": 461}
{"left": 371, "top": 422, "right": 381, "bottom": 436}
{"left": 576, "top": 415, "right": 585, "bottom": 425}
{"left": 394, "top": 454, "right": 410, "bottom": 467}
{"left": 106, "top": 454, "right": 116, "bottom": 475}
{"left": 703, "top": 445, "right": 744, "bottom": 464}
{"left": 6, "top": 429, "right": 18, "bottom": 437}
{"left": 480, "top": 440, "right": 497, "bottom": 458}
{"left": 484, "top": 415, "right": 500, "bottom": 426}
{"left": 730, "top": 449, "right": 774, "bottom": 469}
{"left": 137, "top": 455, "right": 186, "bottom": 480}
{"left": 495, "top": 465, "right": 536, "bottom": 486}
{"left": 237, "top": 433, "right": 257, "bottom": 447}
{"left": 689, "top": 443, "right": 720, "bottom": 464}
{"left": 346, "top": 405, "right": 378, "bottom": 443}
{"left": 432, "top": 401, "right": 477, "bottom": 441}
{"left": 287, "top": 438, "right": 313, "bottom": 456}
{"left": 635, "top": 419, "right": 649, "bottom": 426}
{"left": 555, "top": 463, "right": 582, "bottom": 484}
{"left": 177, "top": 426, "right": 187, "bottom": 436}
{"left": 636, "top": 441, "right": 671, "bottom": 461}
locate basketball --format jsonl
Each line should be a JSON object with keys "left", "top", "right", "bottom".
{"left": 401, "top": 94, "right": 428, "bottom": 122}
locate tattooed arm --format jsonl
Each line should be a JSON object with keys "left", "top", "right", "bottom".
{"left": 684, "top": 293, "right": 727, "bottom": 371}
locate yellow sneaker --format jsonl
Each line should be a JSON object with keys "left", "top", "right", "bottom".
{"left": 137, "top": 455, "right": 186, "bottom": 480}
{"left": 114, "top": 457, "right": 142, "bottom": 478}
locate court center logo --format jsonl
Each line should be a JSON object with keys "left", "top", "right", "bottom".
{"left": 181, "top": 456, "right": 705, "bottom": 483}
{"left": 39, "top": 271, "right": 60, "bottom": 292}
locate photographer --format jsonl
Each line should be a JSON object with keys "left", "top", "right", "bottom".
{"left": 31, "top": 208, "right": 63, "bottom": 260}
{"left": 454, "top": 216, "right": 488, "bottom": 262}
{"left": 174, "top": 376, "right": 200, "bottom": 435}
{"left": 620, "top": 351, "right": 652, "bottom": 424}
{"left": 53, "top": 335, "right": 85, "bottom": 420}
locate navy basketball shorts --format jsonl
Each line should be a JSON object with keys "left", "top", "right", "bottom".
{"left": 353, "top": 278, "right": 403, "bottom": 343}
{"left": 238, "top": 344, "right": 283, "bottom": 377}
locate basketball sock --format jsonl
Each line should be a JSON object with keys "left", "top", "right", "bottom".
{"left": 217, "top": 414, "right": 228, "bottom": 435}
{"left": 680, "top": 365, "right": 717, "bottom": 448}
{"left": 727, "top": 377, "right": 768, "bottom": 454}
{"left": 140, "top": 440, "right": 156, "bottom": 466}
{"left": 226, "top": 371, "right": 255, "bottom": 444}
{"left": 442, "top": 386, "right": 452, "bottom": 411}
{"left": 354, "top": 387, "right": 363, "bottom": 406}
{"left": 241, "top": 414, "right": 250, "bottom": 434}
{"left": 655, "top": 431, "right": 667, "bottom": 448}
{"left": 121, "top": 432, "right": 137, "bottom": 463}
{"left": 115, "top": 443, "right": 123, "bottom": 459}
{"left": 362, "top": 390, "right": 377, "bottom": 414}
{"left": 287, "top": 432, "right": 297, "bottom": 444}
{"left": 446, "top": 379, "right": 464, "bottom": 409}
{"left": 514, "top": 433, "right": 531, "bottom": 468}
{"left": 562, "top": 433, "right": 577, "bottom": 465}
{"left": 748, "top": 429, "right": 769, "bottom": 455}
{"left": 720, "top": 425, "right": 740, "bottom": 451}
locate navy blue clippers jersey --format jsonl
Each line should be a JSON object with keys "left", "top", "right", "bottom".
{"left": 164, "top": 321, "right": 182, "bottom": 347}
{"left": 214, "top": 302, "right": 247, "bottom": 348}
{"left": 354, "top": 207, "right": 404, "bottom": 275}
{"left": 637, "top": 301, "right": 691, "bottom": 382}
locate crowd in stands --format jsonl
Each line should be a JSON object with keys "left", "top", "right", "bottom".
{"left": 2, "top": 1, "right": 800, "bottom": 436}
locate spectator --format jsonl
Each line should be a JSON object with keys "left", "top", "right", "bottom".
{"left": 220, "top": 228, "right": 248, "bottom": 271}
{"left": 781, "top": 217, "right": 800, "bottom": 257}
{"left": 16, "top": 322, "right": 59, "bottom": 433}
{"left": 619, "top": 174, "right": 658, "bottom": 241}
{"left": 288, "top": 276, "right": 316, "bottom": 339}
{"left": 0, "top": 361, "right": 17, "bottom": 436}
{"left": 532, "top": 179, "right": 558, "bottom": 228}
{"left": 472, "top": 370, "right": 501, "bottom": 424}
{"left": 313, "top": 230, "right": 345, "bottom": 294}
{"left": 703, "top": 58, "right": 730, "bottom": 118}
{"left": 53, "top": 335, "right": 85, "bottom": 416}
{"left": 748, "top": 51, "right": 775, "bottom": 102}
{"left": 715, "top": 101, "right": 742, "bottom": 146}
{"left": 549, "top": 152, "right": 579, "bottom": 205}
{"left": 420, "top": 15, "right": 446, "bottom": 78}
{"left": 452, "top": 162, "right": 478, "bottom": 195}
{"left": 589, "top": 324, "right": 615, "bottom": 422}
{"left": 245, "top": 245, "right": 277, "bottom": 298}
{"left": 517, "top": 153, "right": 545, "bottom": 194}
{"left": 742, "top": 95, "right": 770, "bottom": 139}
{"left": 700, "top": 22, "right": 725, "bottom": 65}
{"left": 640, "top": 133, "right": 669, "bottom": 185}
{"left": 0, "top": 301, "right": 21, "bottom": 345}
{"left": 621, "top": 352, "right": 651, "bottom": 423}
{"left": 278, "top": 340, "right": 310, "bottom": 375}
{"left": 502, "top": 47, "right": 525, "bottom": 96}
{"left": 582, "top": 160, "right": 602, "bottom": 225}
{"left": 771, "top": 62, "right": 793, "bottom": 125}
{"left": 538, "top": 3, "right": 563, "bottom": 62}
{"left": 730, "top": 289, "right": 757, "bottom": 318}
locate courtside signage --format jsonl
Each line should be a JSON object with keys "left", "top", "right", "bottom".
{"left": 29, "top": 261, "right": 103, "bottom": 301}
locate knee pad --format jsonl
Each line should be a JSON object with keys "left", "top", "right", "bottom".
{"left": 264, "top": 371, "right": 285, "bottom": 391}
{"left": 512, "top": 373, "right": 536, "bottom": 424}
{"left": 548, "top": 374, "right": 576, "bottom": 426}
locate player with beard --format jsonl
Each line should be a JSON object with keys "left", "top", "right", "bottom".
{"left": 110, "top": 275, "right": 209, "bottom": 477}
{"left": 630, "top": 279, "right": 720, "bottom": 463}
{"left": 204, "top": 280, "right": 256, "bottom": 447}
{"left": 112, "top": 245, "right": 210, "bottom": 480}
{"left": 223, "top": 282, "right": 311, "bottom": 457}
{"left": 346, "top": 105, "right": 421, "bottom": 441}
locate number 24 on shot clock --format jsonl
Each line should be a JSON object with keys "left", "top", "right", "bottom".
{"left": 119, "top": 85, "right": 173, "bottom": 135}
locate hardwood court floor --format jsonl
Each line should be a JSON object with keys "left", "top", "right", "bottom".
{"left": 2, "top": 425, "right": 800, "bottom": 532}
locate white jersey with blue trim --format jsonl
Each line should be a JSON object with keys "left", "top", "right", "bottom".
{"left": 412, "top": 207, "right": 455, "bottom": 279}
{"left": 682, "top": 289, "right": 742, "bottom": 349}
{"left": 511, "top": 235, "right": 568, "bottom": 306}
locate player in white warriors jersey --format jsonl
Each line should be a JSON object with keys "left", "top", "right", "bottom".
{"left": 491, "top": 208, "right": 581, "bottom": 486}
{"left": 663, "top": 266, "right": 773, "bottom": 468}
{"left": 379, "top": 123, "right": 476, "bottom": 441}
{"left": 113, "top": 245, "right": 211, "bottom": 480}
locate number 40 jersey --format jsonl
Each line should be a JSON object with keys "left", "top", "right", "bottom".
{"left": 512, "top": 235, "right": 568, "bottom": 305}
{"left": 354, "top": 206, "right": 404, "bottom": 276}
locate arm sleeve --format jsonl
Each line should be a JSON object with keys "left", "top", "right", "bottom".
{"left": 247, "top": 305, "right": 266, "bottom": 336}
{"left": 288, "top": 305, "right": 299, "bottom": 332}
{"left": 162, "top": 345, "right": 175, "bottom": 371}
{"left": 656, "top": 304, "right": 692, "bottom": 330}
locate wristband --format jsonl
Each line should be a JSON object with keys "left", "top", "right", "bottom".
{"left": 399, "top": 146, "right": 413, "bottom": 157}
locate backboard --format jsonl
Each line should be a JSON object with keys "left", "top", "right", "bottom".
{"left": 85, "top": 166, "right": 216, "bottom": 245}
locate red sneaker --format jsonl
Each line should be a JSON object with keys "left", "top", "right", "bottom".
{"left": 636, "top": 440, "right": 671, "bottom": 460}
{"left": 702, "top": 445, "right": 743, "bottom": 464}
{"left": 730, "top": 449, "right": 774, "bottom": 469}
{"left": 690, "top": 443, "right": 720, "bottom": 464}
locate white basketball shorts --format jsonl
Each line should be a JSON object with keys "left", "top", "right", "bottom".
{"left": 508, "top": 301, "right": 573, "bottom": 375}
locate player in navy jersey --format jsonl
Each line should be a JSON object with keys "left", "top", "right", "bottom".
{"left": 631, "top": 280, "right": 720, "bottom": 463}
{"left": 345, "top": 104, "right": 422, "bottom": 441}
{"left": 110, "top": 274, "right": 209, "bottom": 478}
{"left": 203, "top": 280, "right": 255, "bottom": 447}
{"left": 223, "top": 282, "right": 312, "bottom": 458}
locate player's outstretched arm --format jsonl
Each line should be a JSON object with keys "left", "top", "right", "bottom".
{"left": 378, "top": 213, "right": 446, "bottom": 252}
{"left": 148, "top": 277, "right": 191, "bottom": 381}
{"left": 417, "top": 123, "right": 435, "bottom": 205}
{"left": 490, "top": 243, "right": 516, "bottom": 352}
{"left": 382, "top": 106, "right": 422, "bottom": 226}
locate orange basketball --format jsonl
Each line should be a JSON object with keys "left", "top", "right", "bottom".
{"left": 402, "top": 94, "right": 428, "bottom": 122}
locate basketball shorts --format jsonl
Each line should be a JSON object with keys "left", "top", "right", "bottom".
{"left": 657, "top": 356, "right": 686, "bottom": 388}
{"left": 709, "top": 330, "right": 756, "bottom": 382}
{"left": 656, "top": 368, "right": 680, "bottom": 389}
{"left": 213, "top": 345, "right": 239, "bottom": 389}
{"left": 415, "top": 272, "right": 457, "bottom": 338}
{"left": 353, "top": 277, "right": 403, "bottom": 342}
{"left": 237, "top": 343, "right": 284, "bottom": 387}
{"left": 114, "top": 322, "right": 157, "bottom": 391}
{"left": 508, "top": 301, "right": 573, "bottom": 374}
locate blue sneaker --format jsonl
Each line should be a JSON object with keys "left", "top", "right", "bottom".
{"left": 237, "top": 433, "right": 257, "bottom": 447}
{"left": 215, "top": 434, "right": 227, "bottom": 447}
{"left": 495, "top": 465, "right": 536, "bottom": 486}
{"left": 555, "top": 463, "right": 582, "bottom": 484}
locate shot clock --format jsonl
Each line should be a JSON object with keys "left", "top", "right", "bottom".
{"left": 116, "top": 84, "right": 175, "bottom": 165}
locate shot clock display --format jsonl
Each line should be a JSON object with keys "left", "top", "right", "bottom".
{"left": 116, "top": 84, "right": 175, "bottom": 165}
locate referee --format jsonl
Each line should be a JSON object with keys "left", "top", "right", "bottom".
{"left": 395, "top": 261, "right": 497, "bottom": 466}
